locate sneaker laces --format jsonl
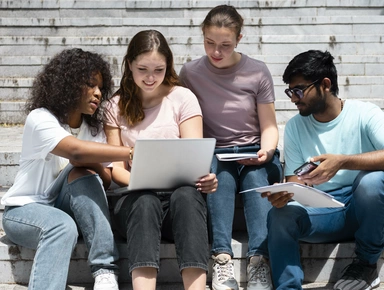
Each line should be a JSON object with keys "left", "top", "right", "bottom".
{"left": 248, "top": 258, "right": 269, "bottom": 283}
{"left": 213, "top": 255, "right": 236, "bottom": 283}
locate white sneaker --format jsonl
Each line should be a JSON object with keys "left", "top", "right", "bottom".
{"left": 247, "top": 256, "right": 273, "bottom": 290}
{"left": 212, "top": 253, "right": 239, "bottom": 290}
{"left": 94, "top": 273, "right": 119, "bottom": 290}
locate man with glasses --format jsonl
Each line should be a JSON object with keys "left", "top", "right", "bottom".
{"left": 262, "top": 50, "right": 384, "bottom": 290}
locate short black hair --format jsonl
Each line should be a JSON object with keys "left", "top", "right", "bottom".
{"left": 283, "top": 50, "right": 339, "bottom": 96}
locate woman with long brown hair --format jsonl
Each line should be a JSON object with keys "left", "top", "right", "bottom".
{"left": 104, "top": 30, "right": 217, "bottom": 290}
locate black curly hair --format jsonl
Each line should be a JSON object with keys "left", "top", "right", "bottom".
{"left": 26, "top": 48, "right": 113, "bottom": 135}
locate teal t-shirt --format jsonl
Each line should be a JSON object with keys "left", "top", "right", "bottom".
{"left": 284, "top": 100, "right": 384, "bottom": 193}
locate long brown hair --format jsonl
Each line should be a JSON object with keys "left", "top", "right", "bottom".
{"left": 115, "top": 30, "right": 180, "bottom": 126}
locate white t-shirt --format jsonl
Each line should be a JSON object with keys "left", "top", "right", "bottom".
{"left": 1, "top": 108, "right": 107, "bottom": 206}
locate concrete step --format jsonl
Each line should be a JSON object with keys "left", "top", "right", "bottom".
{"left": 0, "top": 125, "right": 22, "bottom": 187}
{"left": 1, "top": 1, "right": 384, "bottom": 287}
{"left": 3, "top": 283, "right": 384, "bottom": 290}
{"left": 2, "top": 282, "right": 379, "bottom": 290}
{"left": 2, "top": 73, "right": 384, "bottom": 101}
{"left": 1, "top": 1, "right": 384, "bottom": 124}
{"left": 2, "top": 0, "right": 382, "bottom": 11}
{"left": 2, "top": 228, "right": 384, "bottom": 286}
{"left": 0, "top": 284, "right": 204, "bottom": 290}
{"left": 2, "top": 188, "right": 384, "bottom": 286}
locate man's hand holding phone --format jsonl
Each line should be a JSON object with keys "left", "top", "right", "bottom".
{"left": 293, "top": 161, "right": 318, "bottom": 187}
{"left": 302, "top": 154, "right": 344, "bottom": 185}
{"left": 294, "top": 161, "right": 318, "bottom": 176}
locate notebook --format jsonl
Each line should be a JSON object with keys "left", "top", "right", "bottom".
{"left": 216, "top": 153, "right": 258, "bottom": 161}
{"left": 114, "top": 138, "right": 216, "bottom": 194}
{"left": 240, "top": 182, "right": 344, "bottom": 208}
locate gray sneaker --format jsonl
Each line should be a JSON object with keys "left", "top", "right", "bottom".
{"left": 212, "top": 253, "right": 239, "bottom": 290}
{"left": 246, "top": 256, "right": 273, "bottom": 290}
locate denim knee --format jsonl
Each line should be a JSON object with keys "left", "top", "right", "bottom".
{"left": 268, "top": 205, "right": 295, "bottom": 228}
{"left": 3, "top": 205, "right": 78, "bottom": 290}
{"left": 267, "top": 204, "right": 310, "bottom": 239}
{"left": 3, "top": 205, "right": 78, "bottom": 249}
{"left": 170, "top": 186, "right": 206, "bottom": 211}
{"left": 353, "top": 171, "right": 384, "bottom": 197}
{"left": 114, "top": 191, "right": 162, "bottom": 239}
{"left": 169, "top": 187, "right": 209, "bottom": 271}
{"left": 115, "top": 191, "right": 163, "bottom": 273}
{"left": 352, "top": 171, "right": 384, "bottom": 211}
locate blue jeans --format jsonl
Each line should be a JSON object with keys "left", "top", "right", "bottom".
{"left": 113, "top": 186, "right": 209, "bottom": 274}
{"left": 207, "top": 144, "right": 283, "bottom": 258}
{"left": 3, "top": 172, "right": 119, "bottom": 290}
{"left": 267, "top": 171, "right": 384, "bottom": 289}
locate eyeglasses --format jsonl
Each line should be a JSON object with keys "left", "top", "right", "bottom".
{"left": 285, "top": 79, "right": 320, "bottom": 99}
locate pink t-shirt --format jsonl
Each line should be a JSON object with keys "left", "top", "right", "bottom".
{"left": 104, "top": 86, "right": 202, "bottom": 148}
{"left": 179, "top": 54, "right": 275, "bottom": 148}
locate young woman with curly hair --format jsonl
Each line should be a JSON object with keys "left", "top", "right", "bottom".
{"left": 1, "top": 48, "right": 135, "bottom": 290}
{"left": 103, "top": 30, "right": 217, "bottom": 290}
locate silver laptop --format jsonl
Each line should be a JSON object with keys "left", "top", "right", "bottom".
{"left": 114, "top": 138, "right": 216, "bottom": 194}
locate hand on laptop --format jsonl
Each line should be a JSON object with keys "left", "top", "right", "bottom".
{"left": 196, "top": 173, "right": 218, "bottom": 193}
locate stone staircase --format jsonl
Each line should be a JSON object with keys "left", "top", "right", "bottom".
{"left": 1, "top": 0, "right": 384, "bottom": 124}
{"left": 1, "top": 0, "right": 384, "bottom": 288}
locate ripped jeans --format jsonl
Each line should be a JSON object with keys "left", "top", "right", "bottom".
{"left": 3, "top": 170, "right": 118, "bottom": 290}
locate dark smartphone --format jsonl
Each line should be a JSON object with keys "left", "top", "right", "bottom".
{"left": 294, "top": 161, "right": 318, "bottom": 176}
